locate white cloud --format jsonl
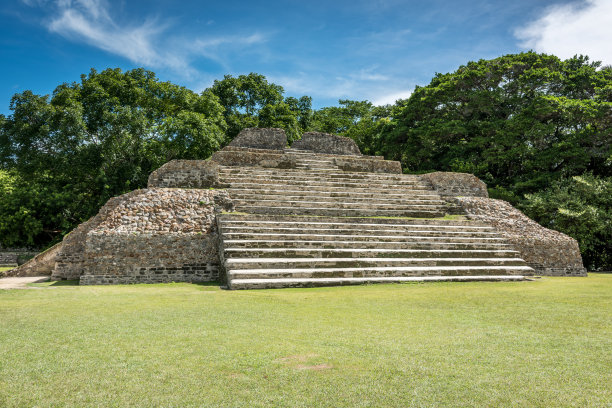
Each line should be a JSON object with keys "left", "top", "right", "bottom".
{"left": 23, "top": 0, "right": 266, "bottom": 76}
{"left": 372, "top": 90, "right": 412, "bottom": 106}
{"left": 515, "top": 0, "right": 612, "bottom": 64}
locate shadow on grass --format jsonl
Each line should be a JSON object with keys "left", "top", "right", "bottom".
{"left": 29, "top": 279, "right": 80, "bottom": 287}
{"left": 192, "top": 281, "right": 222, "bottom": 287}
{"left": 50, "top": 280, "right": 80, "bottom": 286}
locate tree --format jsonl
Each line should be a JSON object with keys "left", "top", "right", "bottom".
{"left": 209, "top": 73, "right": 315, "bottom": 141}
{"left": 309, "top": 100, "right": 391, "bottom": 155}
{"left": 380, "top": 52, "right": 612, "bottom": 198}
{"left": 0, "top": 68, "right": 226, "bottom": 248}
{"left": 522, "top": 173, "right": 612, "bottom": 270}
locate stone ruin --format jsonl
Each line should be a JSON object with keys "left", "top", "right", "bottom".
{"left": 10, "top": 128, "right": 587, "bottom": 288}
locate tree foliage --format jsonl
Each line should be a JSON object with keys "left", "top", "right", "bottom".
{"left": 379, "top": 52, "right": 612, "bottom": 199}
{"left": 522, "top": 173, "right": 612, "bottom": 270}
{"left": 0, "top": 68, "right": 226, "bottom": 247}
{"left": 209, "top": 73, "right": 310, "bottom": 142}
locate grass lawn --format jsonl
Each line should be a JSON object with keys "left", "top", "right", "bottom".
{"left": 0, "top": 266, "right": 15, "bottom": 274}
{"left": 1, "top": 275, "right": 611, "bottom": 407}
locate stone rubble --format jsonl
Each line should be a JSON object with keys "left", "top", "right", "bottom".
{"left": 455, "top": 196, "right": 586, "bottom": 276}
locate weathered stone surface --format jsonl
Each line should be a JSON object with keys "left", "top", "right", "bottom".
{"left": 229, "top": 128, "right": 287, "bottom": 150}
{"left": 3, "top": 244, "right": 61, "bottom": 277}
{"left": 333, "top": 156, "right": 402, "bottom": 174}
{"left": 211, "top": 147, "right": 296, "bottom": 169}
{"left": 148, "top": 160, "right": 227, "bottom": 189}
{"left": 52, "top": 188, "right": 233, "bottom": 284}
{"left": 420, "top": 172, "right": 489, "bottom": 198}
{"left": 455, "top": 197, "right": 586, "bottom": 276}
{"left": 51, "top": 190, "right": 147, "bottom": 280}
{"left": 292, "top": 132, "right": 361, "bottom": 155}
{"left": 0, "top": 249, "right": 39, "bottom": 267}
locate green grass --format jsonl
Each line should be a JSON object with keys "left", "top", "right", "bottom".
{"left": 0, "top": 266, "right": 15, "bottom": 276}
{"left": 1, "top": 275, "right": 611, "bottom": 407}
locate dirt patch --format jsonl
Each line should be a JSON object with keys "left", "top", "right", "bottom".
{"left": 0, "top": 276, "right": 50, "bottom": 289}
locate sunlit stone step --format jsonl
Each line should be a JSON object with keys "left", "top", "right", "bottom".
{"left": 228, "top": 275, "right": 527, "bottom": 289}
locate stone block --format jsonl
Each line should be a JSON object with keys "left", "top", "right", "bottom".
{"left": 148, "top": 160, "right": 227, "bottom": 189}
{"left": 211, "top": 148, "right": 296, "bottom": 169}
{"left": 420, "top": 172, "right": 488, "bottom": 198}
{"left": 229, "top": 128, "right": 287, "bottom": 150}
{"left": 292, "top": 132, "right": 361, "bottom": 155}
{"left": 333, "top": 156, "right": 402, "bottom": 174}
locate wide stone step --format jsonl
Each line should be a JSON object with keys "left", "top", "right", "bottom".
{"left": 221, "top": 178, "right": 431, "bottom": 188}
{"left": 235, "top": 205, "right": 447, "bottom": 217}
{"left": 218, "top": 216, "right": 491, "bottom": 229}
{"left": 294, "top": 166, "right": 339, "bottom": 171}
{"left": 219, "top": 168, "right": 416, "bottom": 180}
{"left": 227, "top": 188, "right": 440, "bottom": 199}
{"left": 284, "top": 150, "right": 385, "bottom": 161}
{"left": 220, "top": 227, "right": 500, "bottom": 237}
{"left": 228, "top": 265, "right": 533, "bottom": 280}
{"left": 223, "top": 247, "right": 520, "bottom": 259}
{"left": 232, "top": 199, "right": 448, "bottom": 211}
{"left": 221, "top": 232, "right": 505, "bottom": 242}
{"left": 223, "top": 239, "right": 512, "bottom": 250}
{"left": 229, "top": 193, "right": 446, "bottom": 205}
{"left": 228, "top": 275, "right": 527, "bottom": 289}
{"left": 224, "top": 257, "right": 529, "bottom": 269}
{"left": 227, "top": 183, "right": 433, "bottom": 193}
{"left": 219, "top": 173, "right": 425, "bottom": 184}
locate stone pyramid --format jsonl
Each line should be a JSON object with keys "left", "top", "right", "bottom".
{"left": 16, "top": 128, "right": 586, "bottom": 287}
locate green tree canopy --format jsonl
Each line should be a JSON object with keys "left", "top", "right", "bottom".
{"left": 0, "top": 67, "right": 226, "bottom": 247}
{"left": 380, "top": 52, "right": 612, "bottom": 199}
{"left": 208, "top": 73, "right": 311, "bottom": 141}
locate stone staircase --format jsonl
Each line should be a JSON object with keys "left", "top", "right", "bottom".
{"left": 217, "top": 148, "right": 533, "bottom": 289}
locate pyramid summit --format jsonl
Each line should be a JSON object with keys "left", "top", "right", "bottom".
{"left": 14, "top": 128, "right": 586, "bottom": 288}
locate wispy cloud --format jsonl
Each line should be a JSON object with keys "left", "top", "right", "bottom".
{"left": 22, "top": 0, "right": 267, "bottom": 76}
{"left": 515, "top": 0, "right": 612, "bottom": 64}
{"left": 371, "top": 90, "right": 412, "bottom": 106}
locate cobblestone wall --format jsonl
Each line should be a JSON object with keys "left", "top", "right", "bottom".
{"left": 455, "top": 197, "right": 587, "bottom": 276}
{"left": 51, "top": 188, "right": 233, "bottom": 284}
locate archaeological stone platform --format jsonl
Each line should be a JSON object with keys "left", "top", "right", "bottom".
{"left": 10, "top": 128, "right": 587, "bottom": 287}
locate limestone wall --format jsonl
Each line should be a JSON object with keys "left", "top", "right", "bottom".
{"left": 0, "top": 249, "right": 38, "bottom": 266}
{"left": 420, "top": 172, "right": 489, "bottom": 198}
{"left": 0, "top": 251, "right": 18, "bottom": 266}
{"left": 52, "top": 190, "right": 146, "bottom": 280}
{"left": 148, "top": 160, "right": 227, "bottom": 189}
{"left": 78, "top": 188, "right": 233, "bottom": 285}
{"left": 211, "top": 147, "right": 296, "bottom": 169}
{"left": 455, "top": 197, "right": 587, "bottom": 276}
{"left": 333, "top": 156, "right": 402, "bottom": 174}
{"left": 229, "top": 128, "right": 287, "bottom": 150}
{"left": 292, "top": 132, "right": 361, "bottom": 155}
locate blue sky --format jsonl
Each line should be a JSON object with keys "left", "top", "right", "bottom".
{"left": 1, "top": 0, "right": 610, "bottom": 115}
